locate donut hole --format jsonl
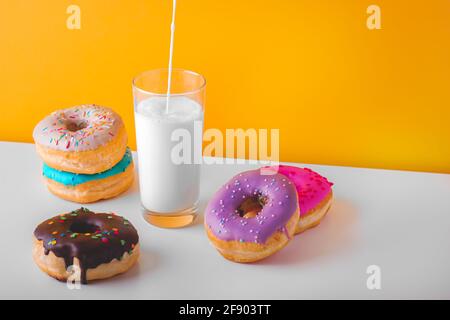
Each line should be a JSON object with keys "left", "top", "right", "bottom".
{"left": 70, "top": 221, "right": 99, "bottom": 234}
{"left": 65, "top": 120, "right": 88, "bottom": 132}
{"left": 237, "top": 195, "right": 268, "bottom": 219}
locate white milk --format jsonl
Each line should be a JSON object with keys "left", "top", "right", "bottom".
{"left": 134, "top": 96, "right": 203, "bottom": 213}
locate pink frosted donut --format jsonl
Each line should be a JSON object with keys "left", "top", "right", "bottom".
{"left": 33, "top": 105, "right": 128, "bottom": 174}
{"left": 266, "top": 165, "right": 333, "bottom": 234}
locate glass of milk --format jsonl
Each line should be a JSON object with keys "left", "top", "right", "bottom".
{"left": 132, "top": 68, "right": 206, "bottom": 228}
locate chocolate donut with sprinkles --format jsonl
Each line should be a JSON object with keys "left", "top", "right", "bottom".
{"left": 204, "top": 169, "right": 299, "bottom": 262}
{"left": 33, "top": 104, "right": 128, "bottom": 174}
{"left": 33, "top": 208, "right": 139, "bottom": 284}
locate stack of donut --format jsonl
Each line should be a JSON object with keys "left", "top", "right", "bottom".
{"left": 205, "top": 165, "right": 333, "bottom": 262}
{"left": 33, "top": 105, "right": 134, "bottom": 203}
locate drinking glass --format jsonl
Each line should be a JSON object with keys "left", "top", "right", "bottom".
{"left": 132, "top": 68, "right": 206, "bottom": 228}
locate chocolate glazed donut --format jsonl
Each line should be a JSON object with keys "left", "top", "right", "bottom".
{"left": 33, "top": 208, "right": 139, "bottom": 284}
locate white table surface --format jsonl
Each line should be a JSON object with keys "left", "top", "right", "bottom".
{"left": 0, "top": 141, "right": 449, "bottom": 299}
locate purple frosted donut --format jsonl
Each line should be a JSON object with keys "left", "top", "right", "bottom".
{"left": 204, "top": 169, "right": 299, "bottom": 263}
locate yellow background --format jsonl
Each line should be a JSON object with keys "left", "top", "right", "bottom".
{"left": 1, "top": 1, "right": 449, "bottom": 173}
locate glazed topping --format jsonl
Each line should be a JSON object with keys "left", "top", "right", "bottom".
{"left": 42, "top": 148, "right": 133, "bottom": 186}
{"left": 33, "top": 105, "right": 123, "bottom": 151}
{"left": 34, "top": 208, "right": 139, "bottom": 284}
{"left": 270, "top": 166, "right": 333, "bottom": 216}
{"left": 205, "top": 169, "right": 298, "bottom": 244}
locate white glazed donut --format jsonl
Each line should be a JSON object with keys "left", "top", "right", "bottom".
{"left": 33, "top": 104, "right": 128, "bottom": 174}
